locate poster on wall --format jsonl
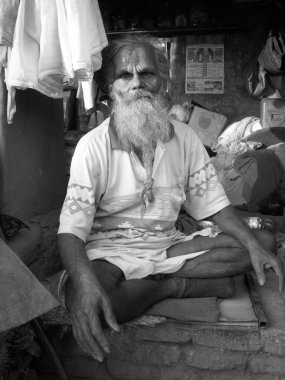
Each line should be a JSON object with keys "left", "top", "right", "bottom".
{"left": 185, "top": 44, "right": 224, "bottom": 94}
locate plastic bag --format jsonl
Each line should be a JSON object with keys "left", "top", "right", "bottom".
{"left": 258, "top": 31, "right": 285, "bottom": 75}
{"left": 245, "top": 30, "right": 285, "bottom": 99}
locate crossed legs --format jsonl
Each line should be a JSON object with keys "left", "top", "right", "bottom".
{"left": 167, "top": 229, "right": 275, "bottom": 278}
{"left": 65, "top": 229, "right": 275, "bottom": 324}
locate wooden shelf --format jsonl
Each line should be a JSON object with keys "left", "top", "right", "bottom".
{"left": 106, "top": 26, "right": 240, "bottom": 37}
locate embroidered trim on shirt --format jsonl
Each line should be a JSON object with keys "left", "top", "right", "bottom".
{"left": 187, "top": 162, "right": 218, "bottom": 198}
{"left": 62, "top": 184, "right": 95, "bottom": 219}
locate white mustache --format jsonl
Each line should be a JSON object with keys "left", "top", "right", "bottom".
{"left": 118, "top": 89, "right": 154, "bottom": 104}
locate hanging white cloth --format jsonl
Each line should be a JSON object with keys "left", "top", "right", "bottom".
{"left": 0, "top": 0, "right": 20, "bottom": 47}
{"left": 0, "top": 0, "right": 20, "bottom": 124}
{"left": 6, "top": 0, "right": 63, "bottom": 100}
{"left": 37, "top": 0, "right": 64, "bottom": 96}
{"left": 62, "top": 0, "right": 107, "bottom": 80}
{"left": 5, "top": 0, "right": 108, "bottom": 124}
{"left": 77, "top": 79, "right": 98, "bottom": 113}
{"left": 56, "top": 0, "right": 107, "bottom": 111}
{"left": 0, "top": 46, "right": 8, "bottom": 67}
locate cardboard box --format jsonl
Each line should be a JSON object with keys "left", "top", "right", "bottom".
{"left": 188, "top": 106, "right": 227, "bottom": 147}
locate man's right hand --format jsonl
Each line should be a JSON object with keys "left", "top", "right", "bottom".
{"left": 57, "top": 233, "right": 120, "bottom": 361}
{"left": 68, "top": 273, "right": 120, "bottom": 362}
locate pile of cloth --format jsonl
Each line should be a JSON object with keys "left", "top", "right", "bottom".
{"left": 0, "top": 0, "right": 107, "bottom": 124}
{"left": 211, "top": 116, "right": 285, "bottom": 212}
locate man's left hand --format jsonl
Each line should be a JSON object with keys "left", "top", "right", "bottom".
{"left": 249, "top": 246, "right": 284, "bottom": 294}
{"left": 213, "top": 205, "right": 284, "bottom": 294}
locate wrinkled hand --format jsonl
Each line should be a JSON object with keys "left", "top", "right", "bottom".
{"left": 69, "top": 276, "right": 119, "bottom": 362}
{"left": 250, "top": 247, "right": 284, "bottom": 294}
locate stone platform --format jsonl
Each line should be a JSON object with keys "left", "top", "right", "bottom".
{"left": 32, "top": 255, "right": 285, "bottom": 380}
{"left": 28, "top": 211, "right": 285, "bottom": 380}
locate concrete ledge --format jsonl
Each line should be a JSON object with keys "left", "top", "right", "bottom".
{"left": 33, "top": 314, "right": 285, "bottom": 380}
{"left": 30, "top": 211, "right": 285, "bottom": 379}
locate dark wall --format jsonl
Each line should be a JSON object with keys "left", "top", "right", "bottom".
{"left": 168, "top": 5, "right": 285, "bottom": 125}
{"left": 168, "top": 30, "right": 263, "bottom": 125}
{"left": 0, "top": 71, "right": 67, "bottom": 220}
{"left": 100, "top": 0, "right": 285, "bottom": 126}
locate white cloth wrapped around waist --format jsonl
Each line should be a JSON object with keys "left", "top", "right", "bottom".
{"left": 85, "top": 227, "right": 217, "bottom": 280}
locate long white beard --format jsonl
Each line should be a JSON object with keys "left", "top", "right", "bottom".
{"left": 111, "top": 88, "right": 171, "bottom": 159}
{"left": 111, "top": 88, "right": 171, "bottom": 215}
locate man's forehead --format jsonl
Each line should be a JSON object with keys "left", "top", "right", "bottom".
{"left": 114, "top": 43, "right": 157, "bottom": 69}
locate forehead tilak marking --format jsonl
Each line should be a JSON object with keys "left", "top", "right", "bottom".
{"left": 115, "top": 44, "right": 156, "bottom": 68}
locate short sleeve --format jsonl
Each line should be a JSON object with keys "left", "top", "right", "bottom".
{"left": 58, "top": 131, "right": 108, "bottom": 242}
{"left": 183, "top": 128, "right": 230, "bottom": 220}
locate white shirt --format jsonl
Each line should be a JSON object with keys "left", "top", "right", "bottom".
{"left": 58, "top": 118, "right": 230, "bottom": 279}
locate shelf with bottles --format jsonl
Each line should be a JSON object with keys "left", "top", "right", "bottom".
{"left": 100, "top": 0, "right": 241, "bottom": 38}
{"left": 106, "top": 25, "right": 240, "bottom": 38}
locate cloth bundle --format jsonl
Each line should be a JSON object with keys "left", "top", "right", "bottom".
{"left": 211, "top": 116, "right": 265, "bottom": 208}
{"left": 212, "top": 116, "right": 263, "bottom": 153}
{"left": 3, "top": 0, "right": 107, "bottom": 123}
{"left": 234, "top": 148, "right": 283, "bottom": 211}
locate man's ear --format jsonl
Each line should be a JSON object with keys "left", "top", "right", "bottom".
{"left": 108, "top": 83, "right": 113, "bottom": 94}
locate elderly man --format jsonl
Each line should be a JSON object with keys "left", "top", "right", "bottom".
{"left": 57, "top": 35, "right": 283, "bottom": 362}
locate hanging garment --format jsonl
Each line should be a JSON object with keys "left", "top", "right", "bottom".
{"left": 0, "top": 0, "right": 20, "bottom": 123}
{"left": 37, "top": 0, "right": 64, "bottom": 96}
{"left": 7, "top": 0, "right": 66, "bottom": 99}
{"left": 0, "top": 0, "right": 20, "bottom": 47}
{"left": 0, "top": 46, "right": 8, "bottom": 67}
{"left": 60, "top": 0, "right": 107, "bottom": 80}
{"left": 6, "top": 0, "right": 108, "bottom": 123}
{"left": 56, "top": 0, "right": 107, "bottom": 110}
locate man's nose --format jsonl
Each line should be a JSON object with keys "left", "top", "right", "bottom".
{"left": 130, "top": 73, "right": 144, "bottom": 90}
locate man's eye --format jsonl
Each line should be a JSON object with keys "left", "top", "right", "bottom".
{"left": 119, "top": 72, "right": 132, "bottom": 80}
{"left": 140, "top": 71, "right": 154, "bottom": 78}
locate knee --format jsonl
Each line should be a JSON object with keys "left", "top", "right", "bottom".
{"left": 254, "top": 229, "right": 276, "bottom": 253}
{"left": 91, "top": 260, "right": 124, "bottom": 293}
